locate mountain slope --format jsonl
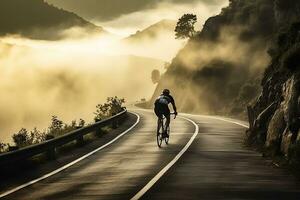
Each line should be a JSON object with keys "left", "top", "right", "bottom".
{"left": 247, "top": 21, "right": 300, "bottom": 163}
{"left": 0, "top": 0, "right": 106, "bottom": 40}
{"left": 150, "top": 0, "right": 281, "bottom": 116}
{"left": 124, "top": 19, "right": 176, "bottom": 42}
{"left": 121, "top": 19, "right": 183, "bottom": 62}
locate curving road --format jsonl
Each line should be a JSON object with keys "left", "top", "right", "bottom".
{"left": 1, "top": 109, "right": 299, "bottom": 200}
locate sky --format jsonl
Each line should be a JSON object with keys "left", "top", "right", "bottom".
{"left": 46, "top": 0, "right": 228, "bottom": 36}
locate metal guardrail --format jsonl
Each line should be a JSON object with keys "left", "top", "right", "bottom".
{"left": 0, "top": 110, "right": 127, "bottom": 166}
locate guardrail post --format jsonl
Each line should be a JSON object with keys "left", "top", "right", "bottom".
{"left": 45, "top": 135, "right": 56, "bottom": 160}
{"left": 76, "top": 135, "right": 84, "bottom": 146}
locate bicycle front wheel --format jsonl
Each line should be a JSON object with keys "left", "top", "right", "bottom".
{"left": 165, "top": 126, "right": 170, "bottom": 145}
{"left": 157, "top": 131, "right": 163, "bottom": 147}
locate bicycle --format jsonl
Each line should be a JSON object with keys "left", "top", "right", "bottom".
{"left": 156, "top": 113, "right": 176, "bottom": 148}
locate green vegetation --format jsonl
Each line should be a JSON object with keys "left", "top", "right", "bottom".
{"left": 94, "top": 96, "right": 125, "bottom": 122}
{"left": 0, "top": 97, "right": 125, "bottom": 153}
{"left": 47, "top": 116, "right": 85, "bottom": 138}
{"left": 12, "top": 128, "right": 46, "bottom": 148}
{"left": 175, "top": 14, "right": 197, "bottom": 39}
{"left": 0, "top": 142, "right": 8, "bottom": 153}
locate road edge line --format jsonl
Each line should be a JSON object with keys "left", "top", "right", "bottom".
{"left": 135, "top": 108, "right": 249, "bottom": 128}
{"left": 207, "top": 116, "right": 249, "bottom": 128}
{"left": 130, "top": 116, "right": 199, "bottom": 200}
{"left": 0, "top": 112, "right": 140, "bottom": 199}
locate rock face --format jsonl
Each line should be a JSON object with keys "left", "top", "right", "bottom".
{"left": 266, "top": 108, "right": 285, "bottom": 147}
{"left": 247, "top": 21, "right": 300, "bottom": 159}
{"left": 282, "top": 75, "right": 300, "bottom": 133}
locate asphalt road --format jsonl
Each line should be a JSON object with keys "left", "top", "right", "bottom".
{"left": 1, "top": 110, "right": 299, "bottom": 200}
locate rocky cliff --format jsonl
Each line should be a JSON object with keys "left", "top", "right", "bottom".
{"left": 247, "top": 21, "right": 300, "bottom": 164}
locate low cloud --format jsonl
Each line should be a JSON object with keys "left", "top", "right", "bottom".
{"left": 0, "top": 30, "right": 176, "bottom": 143}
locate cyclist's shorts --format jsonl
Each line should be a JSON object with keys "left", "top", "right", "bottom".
{"left": 154, "top": 102, "right": 170, "bottom": 118}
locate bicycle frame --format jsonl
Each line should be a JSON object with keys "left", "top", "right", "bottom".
{"left": 156, "top": 113, "right": 176, "bottom": 147}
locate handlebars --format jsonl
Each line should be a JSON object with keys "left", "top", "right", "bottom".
{"left": 170, "top": 112, "right": 177, "bottom": 119}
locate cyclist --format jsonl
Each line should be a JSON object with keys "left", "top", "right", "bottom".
{"left": 154, "top": 89, "right": 178, "bottom": 137}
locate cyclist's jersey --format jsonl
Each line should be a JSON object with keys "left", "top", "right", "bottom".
{"left": 154, "top": 94, "right": 177, "bottom": 117}
{"left": 155, "top": 94, "right": 176, "bottom": 109}
{"left": 155, "top": 94, "right": 175, "bottom": 106}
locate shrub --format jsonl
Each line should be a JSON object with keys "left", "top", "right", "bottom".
{"left": 48, "top": 116, "right": 64, "bottom": 137}
{"left": 0, "top": 142, "right": 8, "bottom": 153}
{"left": 12, "top": 128, "right": 31, "bottom": 148}
{"left": 78, "top": 119, "right": 85, "bottom": 128}
{"left": 7, "top": 96, "right": 125, "bottom": 149}
{"left": 30, "top": 128, "right": 46, "bottom": 144}
{"left": 12, "top": 128, "right": 47, "bottom": 148}
{"left": 47, "top": 116, "right": 83, "bottom": 137}
{"left": 94, "top": 96, "right": 125, "bottom": 122}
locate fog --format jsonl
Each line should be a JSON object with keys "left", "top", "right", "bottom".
{"left": 0, "top": 0, "right": 229, "bottom": 144}
{"left": 46, "top": 0, "right": 228, "bottom": 36}
{"left": 177, "top": 26, "right": 270, "bottom": 71}
{"left": 152, "top": 25, "right": 271, "bottom": 116}
{"left": 100, "top": 0, "right": 228, "bottom": 36}
{"left": 0, "top": 28, "right": 181, "bottom": 143}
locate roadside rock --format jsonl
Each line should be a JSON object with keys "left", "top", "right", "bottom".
{"left": 246, "top": 14, "right": 300, "bottom": 166}
{"left": 281, "top": 128, "right": 293, "bottom": 156}
{"left": 281, "top": 75, "right": 300, "bottom": 134}
{"left": 266, "top": 108, "right": 286, "bottom": 147}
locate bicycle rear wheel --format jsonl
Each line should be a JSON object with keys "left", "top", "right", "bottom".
{"left": 156, "top": 118, "right": 163, "bottom": 148}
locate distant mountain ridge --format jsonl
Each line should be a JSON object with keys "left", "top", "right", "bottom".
{"left": 124, "top": 19, "right": 176, "bottom": 42}
{"left": 0, "top": 0, "right": 106, "bottom": 40}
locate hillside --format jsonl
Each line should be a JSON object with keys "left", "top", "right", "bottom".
{"left": 0, "top": 0, "right": 105, "bottom": 40}
{"left": 124, "top": 19, "right": 176, "bottom": 42}
{"left": 149, "top": 0, "right": 300, "bottom": 166}
{"left": 247, "top": 20, "right": 300, "bottom": 165}
{"left": 150, "top": 0, "right": 284, "bottom": 116}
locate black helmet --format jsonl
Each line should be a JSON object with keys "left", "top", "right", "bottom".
{"left": 162, "top": 89, "right": 170, "bottom": 95}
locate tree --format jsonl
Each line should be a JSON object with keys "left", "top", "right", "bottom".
{"left": 175, "top": 14, "right": 197, "bottom": 39}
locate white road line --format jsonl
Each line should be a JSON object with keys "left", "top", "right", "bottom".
{"left": 183, "top": 113, "right": 249, "bottom": 128}
{"left": 134, "top": 108, "right": 249, "bottom": 128}
{"left": 0, "top": 112, "right": 140, "bottom": 199}
{"left": 206, "top": 116, "right": 249, "bottom": 128}
{"left": 130, "top": 116, "right": 199, "bottom": 200}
